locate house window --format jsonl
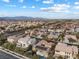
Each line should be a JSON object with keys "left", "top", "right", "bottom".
{"left": 56, "top": 50, "right": 60, "bottom": 52}
{"left": 65, "top": 52, "right": 70, "bottom": 55}
{"left": 65, "top": 55, "right": 69, "bottom": 59}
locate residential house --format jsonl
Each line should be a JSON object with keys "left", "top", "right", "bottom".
{"left": 75, "top": 27, "right": 79, "bottom": 32}
{"left": 55, "top": 29, "right": 64, "bottom": 33}
{"left": 48, "top": 29, "right": 55, "bottom": 33}
{"left": 54, "top": 43, "right": 78, "bottom": 59}
{"left": 65, "top": 28, "right": 75, "bottom": 33}
{"left": 35, "top": 40, "right": 53, "bottom": 57}
{"left": 49, "top": 32, "right": 60, "bottom": 39}
{"left": 17, "top": 36, "right": 36, "bottom": 48}
{"left": 63, "top": 35, "right": 77, "bottom": 44}
{"left": 7, "top": 35, "right": 20, "bottom": 44}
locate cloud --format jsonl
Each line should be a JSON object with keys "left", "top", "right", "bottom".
{"left": 73, "top": 6, "right": 79, "bottom": 9}
{"left": 19, "top": 0, "right": 24, "bottom": 3}
{"left": 8, "top": 5, "right": 16, "bottom": 7}
{"left": 21, "top": 5, "right": 35, "bottom": 9}
{"left": 3, "top": 0, "right": 10, "bottom": 3}
{"left": 40, "top": 4, "right": 70, "bottom": 13}
{"left": 22, "top": 5, "right": 27, "bottom": 8}
{"left": 75, "top": 2, "right": 79, "bottom": 5}
{"left": 73, "top": 12, "right": 79, "bottom": 14}
{"left": 75, "top": 6, "right": 79, "bottom": 9}
{"left": 54, "top": 4, "right": 70, "bottom": 8}
{"left": 42, "top": 0, "right": 53, "bottom": 4}
{"left": 31, "top": 6, "right": 35, "bottom": 8}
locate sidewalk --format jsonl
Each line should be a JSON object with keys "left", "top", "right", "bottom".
{"left": 0, "top": 46, "right": 30, "bottom": 59}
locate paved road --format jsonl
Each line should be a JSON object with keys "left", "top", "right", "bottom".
{"left": 0, "top": 51, "right": 19, "bottom": 59}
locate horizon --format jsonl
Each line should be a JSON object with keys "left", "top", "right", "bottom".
{"left": 0, "top": 0, "right": 79, "bottom": 19}
{"left": 1, "top": 16, "right": 79, "bottom": 20}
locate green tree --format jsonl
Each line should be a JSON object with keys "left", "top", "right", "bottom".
{"left": 0, "top": 34, "right": 7, "bottom": 45}
{"left": 58, "top": 33, "right": 64, "bottom": 42}
{"left": 41, "top": 34, "right": 48, "bottom": 40}
{"left": 26, "top": 45, "right": 32, "bottom": 51}
{"left": 3, "top": 42, "right": 16, "bottom": 51}
{"left": 14, "top": 47, "right": 26, "bottom": 54}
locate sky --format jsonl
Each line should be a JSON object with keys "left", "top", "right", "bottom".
{"left": 0, "top": 0, "right": 79, "bottom": 19}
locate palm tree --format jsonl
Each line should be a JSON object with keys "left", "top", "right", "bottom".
{"left": 58, "top": 33, "right": 65, "bottom": 42}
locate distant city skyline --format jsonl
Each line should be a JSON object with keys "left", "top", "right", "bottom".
{"left": 0, "top": 0, "right": 79, "bottom": 19}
